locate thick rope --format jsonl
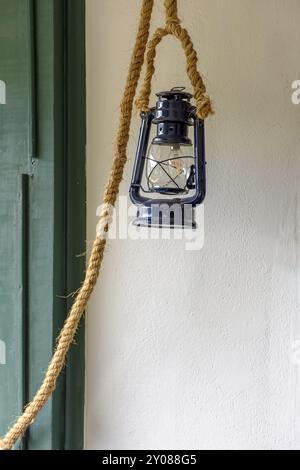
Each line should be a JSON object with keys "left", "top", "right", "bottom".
{"left": 164, "top": 0, "right": 180, "bottom": 25}
{"left": 136, "top": 1, "right": 213, "bottom": 119}
{"left": 0, "top": 0, "right": 213, "bottom": 451}
{"left": 0, "top": 0, "right": 154, "bottom": 451}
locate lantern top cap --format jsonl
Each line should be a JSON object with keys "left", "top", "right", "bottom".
{"left": 156, "top": 87, "right": 193, "bottom": 101}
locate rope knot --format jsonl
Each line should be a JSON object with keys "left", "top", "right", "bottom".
{"left": 165, "top": 0, "right": 180, "bottom": 26}
{"left": 165, "top": 22, "right": 181, "bottom": 36}
{"left": 165, "top": 16, "right": 180, "bottom": 26}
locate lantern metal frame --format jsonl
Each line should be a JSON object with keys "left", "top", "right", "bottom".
{"left": 129, "top": 90, "right": 206, "bottom": 228}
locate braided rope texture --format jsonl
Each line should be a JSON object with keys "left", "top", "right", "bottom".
{"left": 136, "top": 0, "right": 213, "bottom": 119}
{"left": 0, "top": 0, "right": 212, "bottom": 450}
{"left": 0, "top": 0, "right": 154, "bottom": 451}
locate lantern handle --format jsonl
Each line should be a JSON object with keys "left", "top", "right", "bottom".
{"left": 171, "top": 86, "right": 186, "bottom": 92}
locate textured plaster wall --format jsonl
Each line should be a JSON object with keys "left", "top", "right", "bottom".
{"left": 85, "top": 0, "right": 300, "bottom": 450}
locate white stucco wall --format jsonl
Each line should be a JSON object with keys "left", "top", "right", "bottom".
{"left": 85, "top": 0, "right": 300, "bottom": 450}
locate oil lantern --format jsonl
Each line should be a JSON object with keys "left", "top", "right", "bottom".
{"left": 130, "top": 87, "right": 206, "bottom": 228}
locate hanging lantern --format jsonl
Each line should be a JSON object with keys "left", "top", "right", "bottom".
{"left": 130, "top": 87, "right": 206, "bottom": 228}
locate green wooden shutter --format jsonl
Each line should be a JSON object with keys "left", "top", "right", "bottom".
{"left": 0, "top": 0, "right": 86, "bottom": 450}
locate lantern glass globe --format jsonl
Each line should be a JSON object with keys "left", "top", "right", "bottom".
{"left": 146, "top": 142, "right": 194, "bottom": 195}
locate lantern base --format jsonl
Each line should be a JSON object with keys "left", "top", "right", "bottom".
{"left": 133, "top": 204, "right": 196, "bottom": 229}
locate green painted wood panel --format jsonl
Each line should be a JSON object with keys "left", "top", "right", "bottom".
{"left": 0, "top": 0, "right": 33, "bottom": 446}
{"left": 62, "top": 0, "right": 86, "bottom": 450}
{"left": 0, "top": 0, "right": 85, "bottom": 450}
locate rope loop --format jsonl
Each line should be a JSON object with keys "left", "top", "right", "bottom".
{"left": 136, "top": 0, "right": 213, "bottom": 119}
